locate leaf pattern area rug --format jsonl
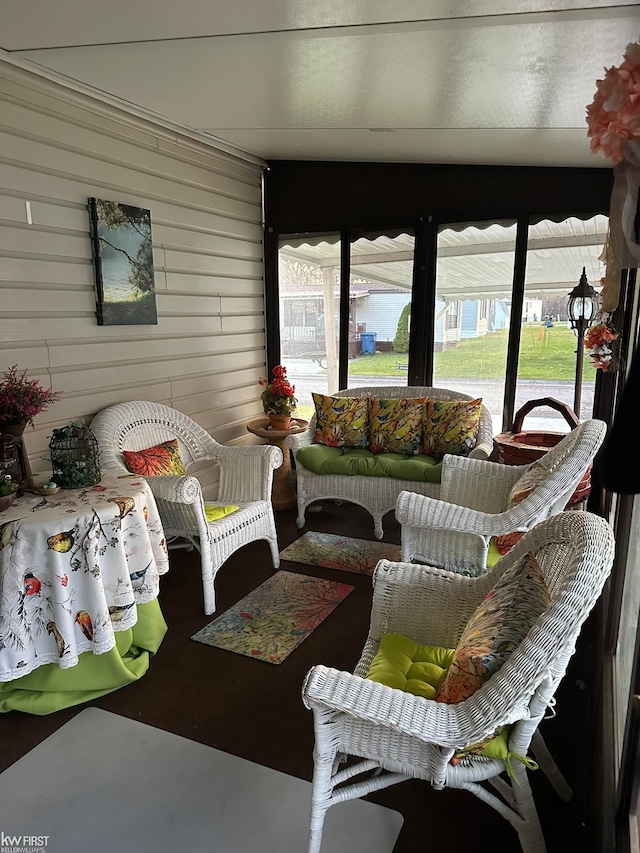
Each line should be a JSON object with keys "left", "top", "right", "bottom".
{"left": 191, "top": 571, "right": 353, "bottom": 664}
{"left": 279, "top": 531, "right": 401, "bottom": 577}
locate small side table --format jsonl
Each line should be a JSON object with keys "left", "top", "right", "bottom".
{"left": 246, "top": 417, "right": 309, "bottom": 511}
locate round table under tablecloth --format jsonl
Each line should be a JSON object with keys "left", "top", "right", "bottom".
{"left": 0, "top": 599, "right": 167, "bottom": 714}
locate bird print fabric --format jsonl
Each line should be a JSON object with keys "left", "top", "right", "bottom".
{"left": 0, "top": 473, "right": 169, "bottom": 682}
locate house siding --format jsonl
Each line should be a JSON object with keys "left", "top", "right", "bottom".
{"left": 355, "top": 292, "right": 411, "bottom": 347}
{"left": 0, "top": 61, "right": 266, "bottom": 495}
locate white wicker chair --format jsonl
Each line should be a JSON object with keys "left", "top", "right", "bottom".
{"left": 287, "top": 386, "right": 494, "bottom": 540}
{"left": 302, "top": 511, "right": 615, "bottom": 853}
{"left": 91, "top": 401, "right": 282, "bottom": 615}
{"left": 396, "top": 417, "right": 607, "bottom": 575}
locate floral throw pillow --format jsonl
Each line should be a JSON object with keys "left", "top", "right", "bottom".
{"left": 493, "top": 462, "right": 549, "bottom": 556}
{"left": 436, "top": 551, "right": 549, "bottom": 705}
{"left": 423, "top": 398, "right": 483, "bottom": 459}
{"left": 368, "top": 397, "right": 426, "bottom": 455}
{"left": 123, "top": 438, "right": 187, "bottom": 476}
{"left": 312, "top": 393, "right": 369, "bottom": 448}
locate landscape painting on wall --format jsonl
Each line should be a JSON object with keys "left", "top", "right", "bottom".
{"left": 89, "top": 197, "right": 158, "bottom": 325}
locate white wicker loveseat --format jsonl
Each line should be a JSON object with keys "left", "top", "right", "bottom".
{"left": 286, "top": 386, "right": 494, "bottom": 539}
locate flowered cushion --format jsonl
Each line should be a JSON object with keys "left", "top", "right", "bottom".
{"left": 369, "top": 397, "right": 426, "bottom": 455}
{"left": 422, "top": 398, "right": 483, "bottom": 459}
{"left": 493, "top": 462, "right": 549, "bottom": 556}
{"left": 312, "top": 393, "right": 369, "bottom": 448}
{"left": 436, "top": 551, "right": 549, "bottom": 705}
{"left": 505, "top": 462, "right": 548, "bottom": 509}
{"left": 123, "top": 439, "right": 187, "bottom": 476}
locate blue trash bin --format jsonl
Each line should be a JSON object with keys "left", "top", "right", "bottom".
{"left": 361, "top": 332, "right": 377, "bottom": 355}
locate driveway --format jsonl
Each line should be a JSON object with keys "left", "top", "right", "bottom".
{"left": 285, "top": 358, "right": 594, "bottom": 432}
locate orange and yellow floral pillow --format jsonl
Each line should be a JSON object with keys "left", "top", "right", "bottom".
{"left": 123, "top": 438, "right": 187, "bottom": 476}
{"left": 368, "top": 397, "right": 426, "bottom": 455}
{"left": 422, "top": 398, "right": 483, "bottom": 459}
{"left": 312, "top": 393, "right": 370, "bottom": 448}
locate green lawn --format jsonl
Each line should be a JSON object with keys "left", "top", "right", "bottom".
{"left": 347, "top": 325, "right": 595, "bottom": 381}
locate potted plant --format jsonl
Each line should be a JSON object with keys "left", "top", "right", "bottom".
{"left": 258, "top": 365, "right": 298, "bottom": 429}
{"left": 0, "top": 477, "right": 19, "bottom": 512}
{"left": 0, "top": 365, "right": 61, "bottom": 433}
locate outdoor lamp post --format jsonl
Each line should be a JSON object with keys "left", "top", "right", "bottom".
{"left": 567, "top": 267, "right": 598, "bottom": 418}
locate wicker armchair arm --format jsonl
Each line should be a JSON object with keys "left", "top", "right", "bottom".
{"left": 396, "top": 491, "right": 521, "bottom": 537}
{"left": 302, "top": 665, "right": 509, "bottom": 749}
{"left": 214, "top": 444, "right": 282, "bottom": 502}
{"left": 286, "top": 424, "right": 315, "bottom": 455}
{"left": 144, "top": 474, "right": 203, "bottom": 505}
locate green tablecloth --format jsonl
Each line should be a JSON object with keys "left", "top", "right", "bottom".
{"left": 0, "top": 599, "right": 167, "bottom": 715}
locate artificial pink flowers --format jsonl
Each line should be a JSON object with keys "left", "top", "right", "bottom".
{"left": 586, "top": 41, "right": 640, "bottom": 164}
{"left": 584, "top": 316, "right": 620, "bottom": 371}
{"left": 0, "top": 365, "right": 61, "bottom": 426}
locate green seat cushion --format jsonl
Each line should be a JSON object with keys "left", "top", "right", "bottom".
{"left": 204, "top": 504, "right": 240, "bottom": 523}
{"left": 486, "top": 537, "right": 502, "bottom": 568}
{"left": 365, "top": 633, "right": 455, "bottom": 700}
{"left": 297, "top": 445, "right": 443, "bottom": 483}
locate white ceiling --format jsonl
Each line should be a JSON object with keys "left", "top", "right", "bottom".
{"left": 0, "top": 1, "right": 637, "bottom": 167}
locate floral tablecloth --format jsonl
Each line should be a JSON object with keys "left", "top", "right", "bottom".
{"left": 0, "top": 473, "right": 168, "bottom": 681}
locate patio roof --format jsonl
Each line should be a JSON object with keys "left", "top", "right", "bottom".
{"left": 280, "top": 215, "right": 608, "bottom": 301}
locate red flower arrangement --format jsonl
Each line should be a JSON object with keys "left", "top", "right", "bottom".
{"left": 258, "top": 365, "right": 298, "bottom": 416}
{"left": 586, "top": 41, "right": 640, "bottom": 164}
{"left": 0, "top": 365, "right": 61, "bottom": 427}
{"left": 584, "top": 314, "right": 620, "bottom": 371}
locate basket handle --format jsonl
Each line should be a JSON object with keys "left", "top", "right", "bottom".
{"left": 511, "top": 397, "right": 580, "bottom": 434}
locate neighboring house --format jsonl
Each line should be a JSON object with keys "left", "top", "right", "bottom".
{"left": 522, "top": 298, "right": 544, "bottom": 323}
{"left": 461, "top": 299, "right": 490, "bottom": 339}
{"left": 282, "top": 282, "right": 512, "bottom": 356}
{"left": 351, "top": 290, "right": 411, "bottom": 349}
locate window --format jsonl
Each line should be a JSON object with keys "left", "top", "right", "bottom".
{"left": 432, "top": 221, "right": 517, "bottom": 433}
{"left": 516, "top": 214, "right": 608, "bottom": 427}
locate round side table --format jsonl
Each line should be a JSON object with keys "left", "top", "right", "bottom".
{"left": 246, "top": 417, "right": 309, "bottom": 511}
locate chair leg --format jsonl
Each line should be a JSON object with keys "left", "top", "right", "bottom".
{"left": 531, "top": 730, "right": 573, "bottom": 801}
{"left": 307, "top": 750, "right": 336, "bottom": 853}
{"left": 464, "top": 765, "right": 546, "bottom": 853}
{"left": 201, "top": 552, "right": 216, "bottom": 616}
{"left": 372, "top": 514, "right": 384, "bottom": 540}
{"left": 511, "top": 760, "right": 547, "bottom": 853}
{"left": 269, "top": 536, "right": 280, "bottom": 569}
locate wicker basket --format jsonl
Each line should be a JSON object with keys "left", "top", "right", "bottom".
{"left": 494, "top": 398, "right": 591, "bottom": 506}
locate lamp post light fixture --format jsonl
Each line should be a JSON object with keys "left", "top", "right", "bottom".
{"left": 567, "top": 267, "right": 598, "bottom": 418}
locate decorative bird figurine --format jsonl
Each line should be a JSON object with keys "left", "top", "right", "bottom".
{"left": 108, "top": 601, "right": 135, "bottom": 622}
{"left": 46, "top": 621, "right": 67, "bottom": 657}
{"left": 23, "top": 572, "right": 41, "bottom": 597}
{"left": 75, "top": 609, "right": 94, "bottom": 641}
{"left": 130, "top": 562, "right": 150, "bottom": 590}
{"left": 47, "top": 530, "right": 75, "bottom": 553}
{"left": 108, "top": 497, "right": 135, "bottom": 519}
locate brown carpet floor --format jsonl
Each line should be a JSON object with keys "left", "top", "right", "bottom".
{"left": 0, "top": 501, "right": 594, "bottom": 852}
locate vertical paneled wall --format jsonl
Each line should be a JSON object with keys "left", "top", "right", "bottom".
{"left": 0, "top": 61, "right": 267, "bottom": 494}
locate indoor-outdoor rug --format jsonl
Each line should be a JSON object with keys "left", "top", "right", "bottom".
{"left": 279, "top": 531, "right": 401, "bottom": 576}
{"left": 191, "top": 570, "right": 353, "bottom": 664}
{"left": 0, "top": 708, "right": 403, "bottom": 853}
